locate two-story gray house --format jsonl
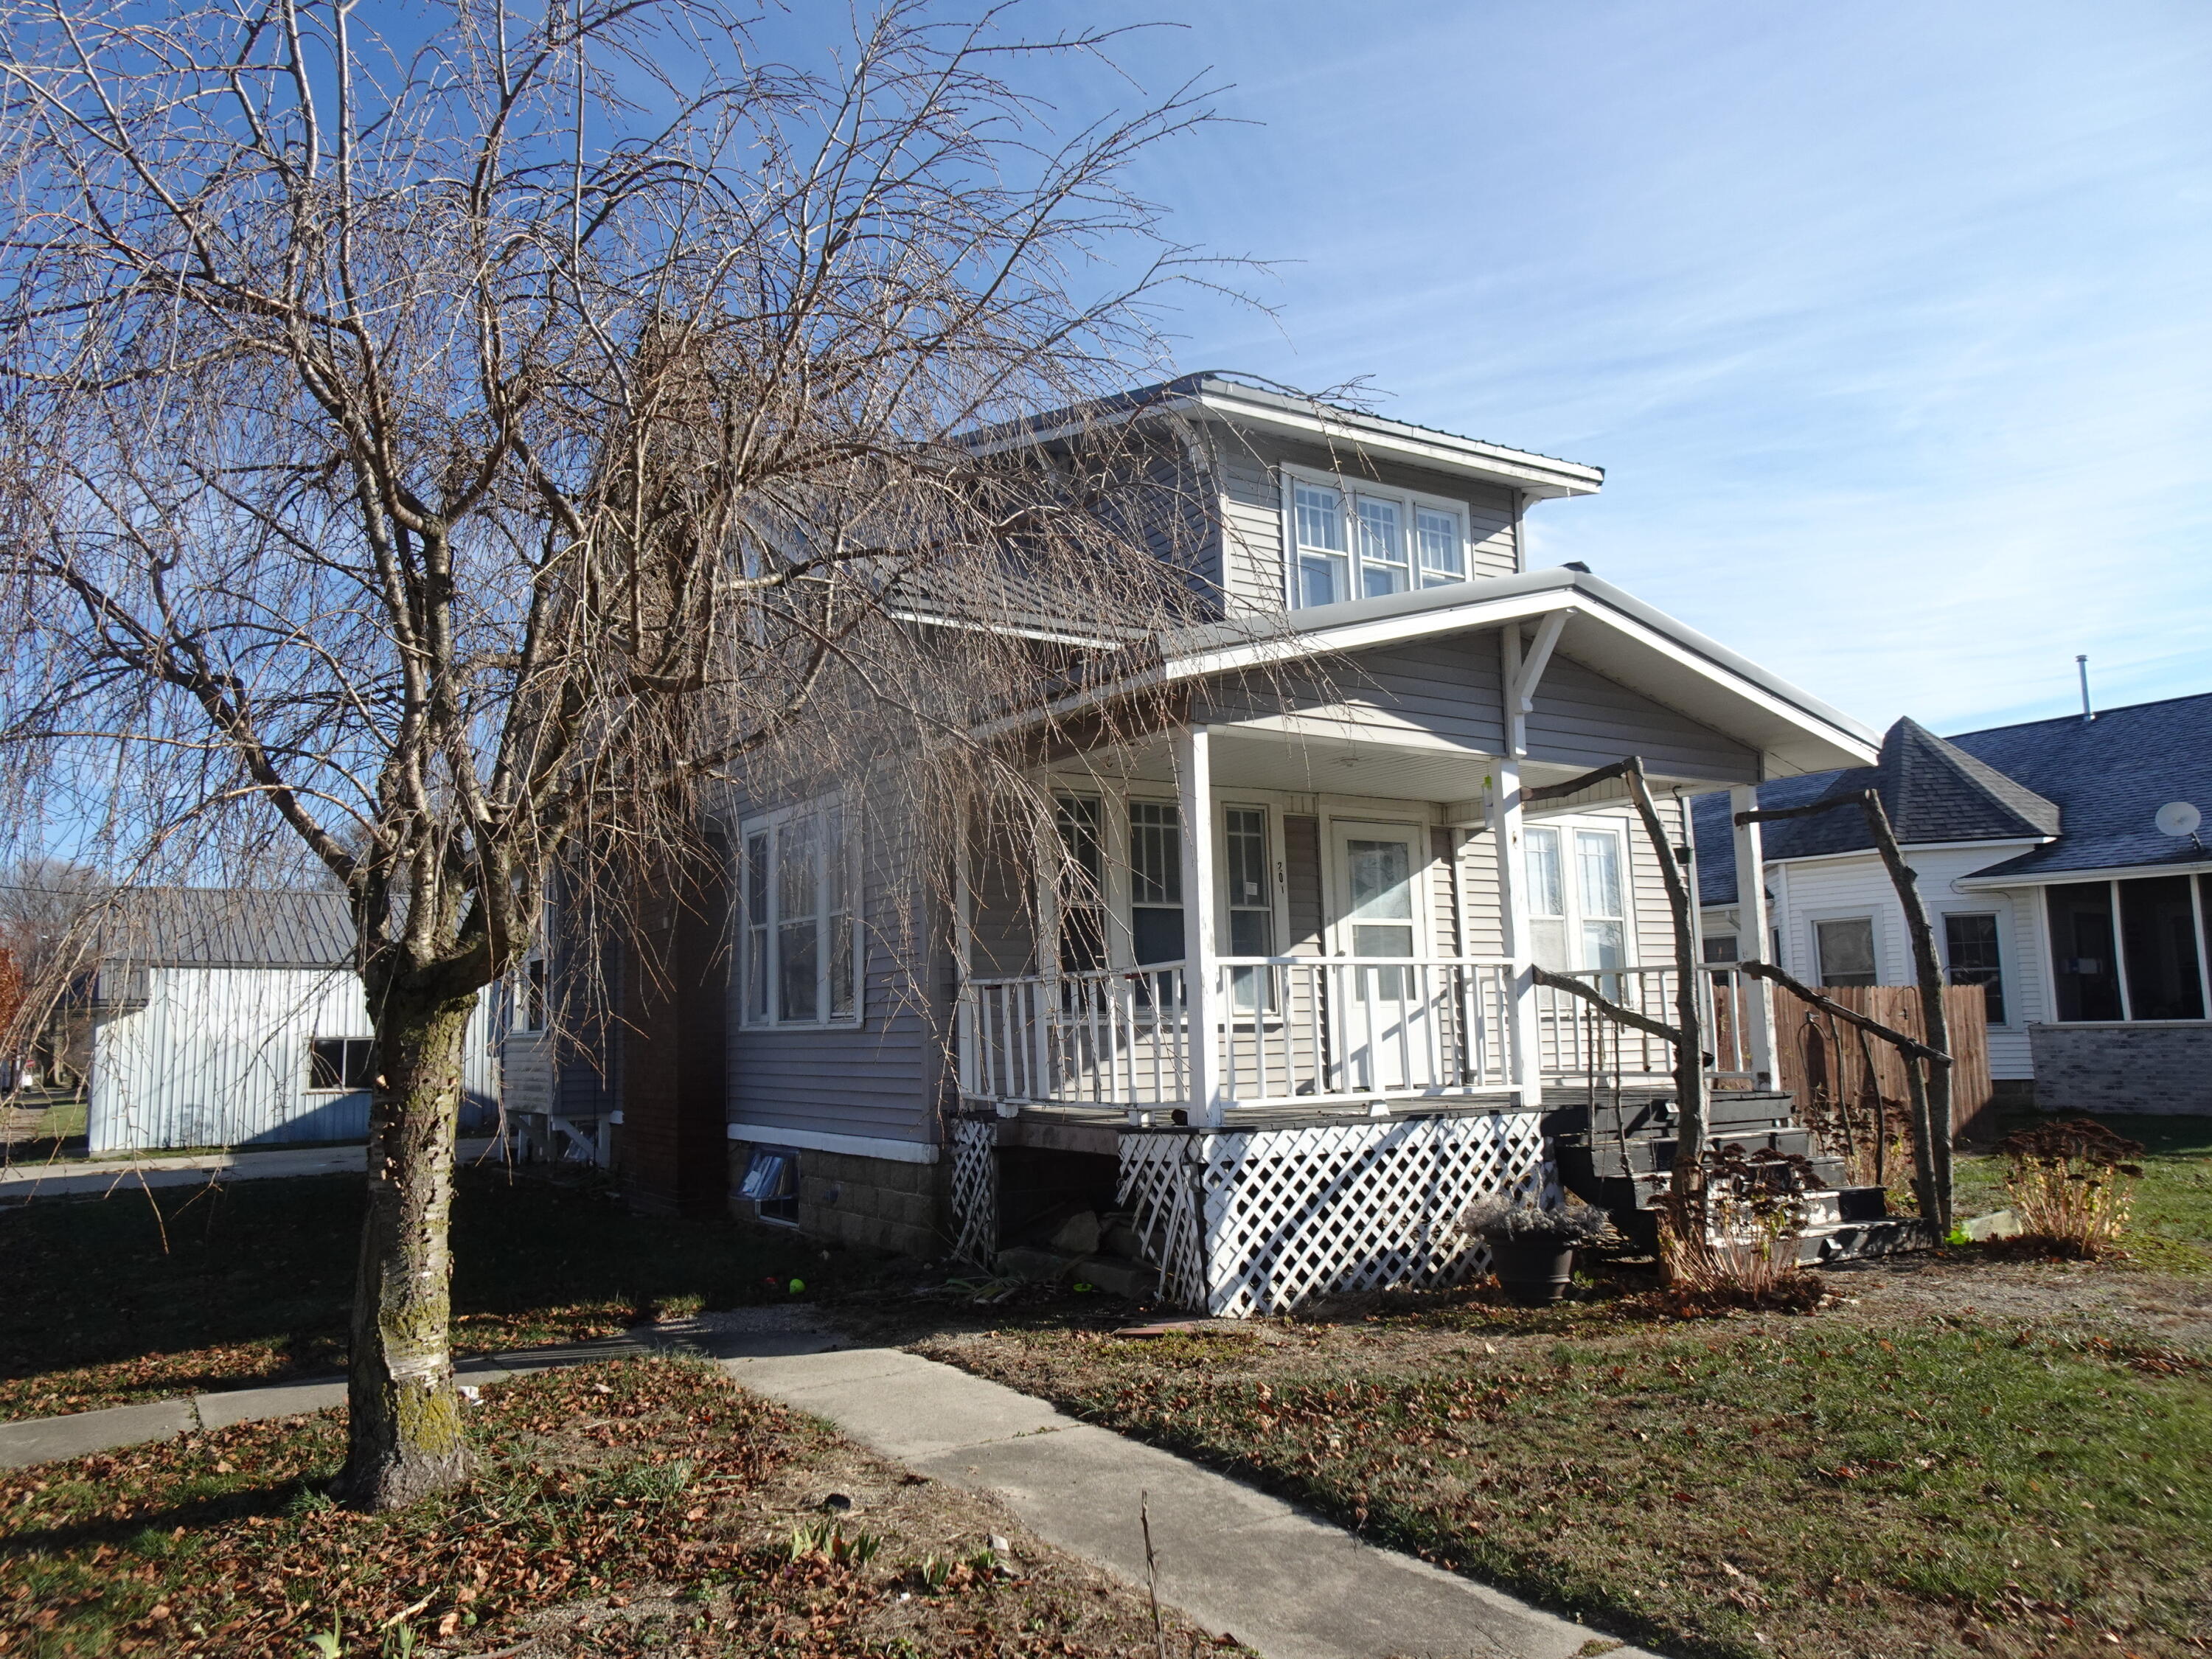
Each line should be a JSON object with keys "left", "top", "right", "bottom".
{"left": 546, "top": 375, "right": 1882, "bottom": 1314}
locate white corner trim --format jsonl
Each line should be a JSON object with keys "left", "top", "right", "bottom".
{"left": 725, "top": 1122, "right": 939, "bottom": 1164}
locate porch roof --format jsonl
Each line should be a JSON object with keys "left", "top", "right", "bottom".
{"left": 1003, "top": 566, "right": 1879, "bottom": 785}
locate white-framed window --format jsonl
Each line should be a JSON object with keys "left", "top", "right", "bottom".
{"left": 307, "top": 1037, "right": 375, "bottom": 1092}
{"left": 1814, "top": 916, "right": 1878, "bottom": 988}
{"left": 1222, "top": 804, "right": 1277, "bottom": 1012}
{"left": 1939, "top": 911, "right": 2007, "bottom": 1026}
{"left": 1127, "top": 799, "right": 1184, "bottom": 965}
{"left": 1523, "top": 821, "right": 1629, "bottom": 973}
{"left": 741, "top": 797, "right": 860, "bottom": 1026}
{"left": 1283, "top": 468, "right": 1470, "bottom": 608}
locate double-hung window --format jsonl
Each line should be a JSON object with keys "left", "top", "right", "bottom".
{"left": 1523, "top": 822, "right": 1629, "bottom": 975}
{"left": 1287, "top": 473, "right": 1470, "bottom": 608}
{"left": 1053, "top": 794, "right": 1108, "bottom": 975}
{"left": 1941, "top": 913, "right": 2006, "bottom": 1025}
{"left": 742, "top": 799, "right": 860, "bottom": 1026}
{"left": 1224, "top": 806, "right": 1276, "bottom": 1011}
{"left": 1127, "top": 801, "right": 1184, "bottom": 965}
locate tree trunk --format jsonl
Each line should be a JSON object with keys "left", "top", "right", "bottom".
{"left": 1857, "top": 793, "right": 1953, "bottom": 1235}
{"left": 340, "top": 985, "right": 476, "bottom": 1510}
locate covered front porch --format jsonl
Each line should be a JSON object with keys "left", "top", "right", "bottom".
{"left": 954, "top": 731, "right": 1776, "bottom": 1130}
{"left": 945, "top": 594, "right": 1874, "bottom": 1312}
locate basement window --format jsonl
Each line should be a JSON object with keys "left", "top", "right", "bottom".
{"left": 307, "top": 1037, "right": 375, "bottom": 1092}
{"left": 740, "top": 1149, "right": 799, "bottom": 1225}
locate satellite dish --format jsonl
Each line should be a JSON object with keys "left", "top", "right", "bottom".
{"left": 2155, "top": 801, "right": 2202, "bottom": 838}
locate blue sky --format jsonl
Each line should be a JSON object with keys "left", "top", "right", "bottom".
{"left": 1012, "top": 0, "right": 2212, "bottom": 737}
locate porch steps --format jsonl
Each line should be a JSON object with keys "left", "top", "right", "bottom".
{"left": 1547, "top": 1088, "right": 1930, "bottom": 1262}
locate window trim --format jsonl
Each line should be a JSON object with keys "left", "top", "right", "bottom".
{"left": 1935, "top": 905, "right": 2011, "bottom": 1029}
{"left": 306, "top": 1035, "right": 375, "bottom": 1094}
{"left": 739, "top": 795, "right": 864, "bottom": 1029}
{"left": 1810, "top": 912, "right": 1880, "bottom": 989}
{"left": 1279, "top": 464, "right": 1474, "bottom": 609}
{"left": 1520, "top": 815, "right": 1637, "bottom": 974}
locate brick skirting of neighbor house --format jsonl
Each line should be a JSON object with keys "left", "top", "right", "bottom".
{"left": 727, "top": 1138, "right": 950, "bottom": 1257}
{"left": 2027, "top": 1023, "right": 2212, "bottom": 1116}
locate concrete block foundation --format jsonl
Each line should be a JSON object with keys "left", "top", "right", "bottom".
{"left": 727, "top": 1138, "right": 950, "bottom": 1257}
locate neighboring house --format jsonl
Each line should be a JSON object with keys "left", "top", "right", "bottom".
{"left": 85, "top": 888, "right": 500, "bottom": 1153}
{"left": 571, "top": 374, "right": 1885, "bottom": 1310}
{"left": 1694, "top": 695, "right": 2212, "bottom": 1115}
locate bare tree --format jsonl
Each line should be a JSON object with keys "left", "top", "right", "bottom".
{"left": 0, "top": 0, "right": 1227, "bottom": 1506}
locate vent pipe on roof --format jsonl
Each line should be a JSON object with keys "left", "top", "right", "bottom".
{"left": 2076, "top": 654, "right": 2094, "bottom": 723}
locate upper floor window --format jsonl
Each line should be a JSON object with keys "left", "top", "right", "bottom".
{"left": 1287, "top": 473, "right": 1468, "bottom": 608}
{"left": 742, "top": 799, "right": 860, "bottom": 1026}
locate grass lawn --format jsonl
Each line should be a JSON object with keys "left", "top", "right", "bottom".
{"left": 0, "top": 1095, "right": 88, "bottom": 1165}
{"left": 0, "top": 1171, "right": 835, "bottom": 1421}
{"left": 1, "top": 1356, "right": 1236, "bottom": 1658}
{"left": 922, "top": 1288, "right": 2212, "bottom": 1659}
{"left": 904, "top": 1121, "right": 2212, "bottom": 1659}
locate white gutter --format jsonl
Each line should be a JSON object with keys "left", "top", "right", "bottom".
{"left": 1955, "top": 858, "right": 2212, "bottom": 890}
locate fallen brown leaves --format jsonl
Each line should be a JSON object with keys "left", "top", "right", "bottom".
{"left": 1, "top": 1357, "right": 786, "bottom": 1655}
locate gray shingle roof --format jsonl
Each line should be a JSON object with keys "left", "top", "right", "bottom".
{"left": 1693, "top": 717, "right": 2062, "bottom": 902}
{"left": 1694, "top": 694, "right": 2212, "bottom": 901}
{"left": 100, "top": 887, "right": 356, "bottom": 969}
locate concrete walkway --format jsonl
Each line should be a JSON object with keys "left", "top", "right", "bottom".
{"left": 724, "top": 1342, "right": 1646, "bottom": 1659}
{"left": 2, "top": 1321, "right": 1651, "bottom": 1659}
{"left": 0, "top": 1136, "right": 501, "bottom": 1200}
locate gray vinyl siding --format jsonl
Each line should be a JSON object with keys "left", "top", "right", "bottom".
{"left": 727, "top": 777, "right": 942, "bottom": 1149}
{"left": 1283, "top": 815, "right": 1324, "bottom": 953}
{"left": 1208, "top": 430, "right": 1520, "bottom": 615}
{"left": 1524, "top": 655, "right": 1759, "bottom": 782}
{"left": 1197, "top": 630, "right": 1754, "bottom": 785}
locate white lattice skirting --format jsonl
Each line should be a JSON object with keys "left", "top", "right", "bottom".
{"left": 948, "top": 1117, "right": 999, "bottom": 1268}
{"left": 1117, "top": 1113, "right": 1551, "bottom": 1317}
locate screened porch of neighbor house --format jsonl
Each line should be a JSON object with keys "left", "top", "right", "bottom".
{"left": 953, "top": 717, "right": 1781, "bottom": 1129}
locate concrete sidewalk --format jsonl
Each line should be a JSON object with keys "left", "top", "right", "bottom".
{"left": 724, "top": 1343, "right": 1650, "bottom": 1659}
{"left": 0, "top": 1318, "right": 846, "bottom": 1470}
{"left": 0, "top": 1135, "right": 502, "bottom": 1200}
{"left": 2, "top": 1322, "right": 1650, "bottom": 1659}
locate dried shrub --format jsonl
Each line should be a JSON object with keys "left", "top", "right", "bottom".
{"left": 1654, "top": 1146, "right": 1823, "bottom": 1307}
{"left": 1458, "top": 1194, "right": 1613, "bottom": 1245}
{"left": 1997, "top": 1118, "right": 2143, "bottom": 1259}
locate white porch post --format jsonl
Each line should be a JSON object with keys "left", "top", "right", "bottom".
{"left": 1491, "top": 765, "right": 1545, "bottom": 1107}
{"left": 1730, "top": 782, "right": 1777, "bottom": 1088}
{"left": 953, "top": 796, "right": 978, "bottom": 1101}
{"left": 1176, "top": 723, "right": 1223, "bottom": 1126}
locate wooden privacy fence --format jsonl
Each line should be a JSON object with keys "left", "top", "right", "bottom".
{"left": 1766, "top": 984, "right": 1994, "bottom": 1176}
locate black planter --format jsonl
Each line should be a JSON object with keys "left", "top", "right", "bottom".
{"left": 1486, "top": 1235, "right": 1577, "bottom": 1305}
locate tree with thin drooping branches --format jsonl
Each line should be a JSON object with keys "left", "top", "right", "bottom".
{"left": 0, "top": 0, "right": 1235, "bottom": 1508}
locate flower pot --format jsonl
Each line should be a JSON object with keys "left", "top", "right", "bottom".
{"left": 1487, "top": 1235, "right": 1576, "bottom": 1306}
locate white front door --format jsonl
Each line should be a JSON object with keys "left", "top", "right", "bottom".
{"left": 1329, "top": 821, "right": 1430, "bottom": 1092}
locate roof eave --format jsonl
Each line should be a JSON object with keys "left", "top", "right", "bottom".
{"left": 1955, "top": 857, "right": 2212, "bottom": 890}
{"left": 978, "top": 567, "right": 1879, "bottom": 774}
{"left": 1186, "top": 386, "right": 1604, "bottom": 500}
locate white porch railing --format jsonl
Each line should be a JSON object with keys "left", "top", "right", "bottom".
{"left": 959, "top": 956, "right": 1517, "bottom": 1114}
{"left": 1214, "top": 956, "right": 1517, "bottom": 1106}
{"left": 1536, "top": 964, "right": 1757, "bottom": 1084}
{"left": 964, "top": 963, "right": 1190, "bottom": 1110}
